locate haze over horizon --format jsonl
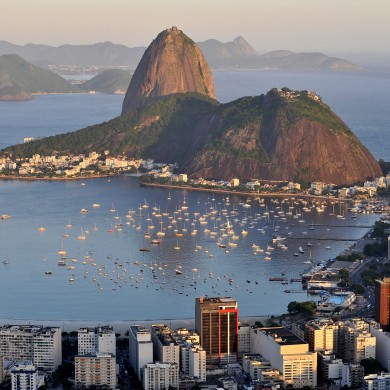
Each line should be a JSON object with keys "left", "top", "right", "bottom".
{"left": 2, "top": 0, "right": 390, "bottom": 63}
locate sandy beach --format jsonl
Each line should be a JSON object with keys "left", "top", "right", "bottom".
{"left": 0, "top": 316, "right": 270, "bottom": 336}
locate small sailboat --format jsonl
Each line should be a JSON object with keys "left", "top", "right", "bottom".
{"left": 77, "top": 228, "right": 86, "bottom": 240}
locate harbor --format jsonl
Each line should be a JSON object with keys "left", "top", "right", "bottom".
{"left": 0, "top": 175, "right": 382, "bottom": 321}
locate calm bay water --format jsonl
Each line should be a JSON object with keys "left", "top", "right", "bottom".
{"left": 0, "top": 70, "right": 388, "bottom": 320}
{"left": 0, "top": 176, "right": 378, "bottom": 320}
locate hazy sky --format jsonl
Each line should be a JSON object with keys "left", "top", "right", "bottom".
{"left": 2, "top": 0, "right": 389, "bottom": 55}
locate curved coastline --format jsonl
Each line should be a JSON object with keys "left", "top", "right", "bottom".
{"left": 0, "top": 316, "right": 270, "bottom": 334}
{"left": 0, "top": 174, "right": 115, "bottom": 181}
{"left": 140, "top": 181, "right": 350, "bottom": 202}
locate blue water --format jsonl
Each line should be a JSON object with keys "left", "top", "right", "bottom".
{"left": 0, "top": 70, "right": 387, "bottom": 321}
{"left": 0, "top": 176, "right": 378, "bottom": 320}
{"left": 0, "top": 93, "right": 123, "bottom": 150}
{"left": 327, "top": 295, "right": 345, "bottom": 305}
{"left": 0, "top": 70, "right": 389, "bottom": 160}
{"left": 213, "top": 70, "right": 390, "bottom": 160}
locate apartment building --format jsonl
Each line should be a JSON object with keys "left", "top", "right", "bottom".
{"left": 0, "top": 325, "right": 61, "bottom": 371}
{"left": 75, "top": 353, "right": 116, "bottom": 389}
{"left": 251, "top": 327, "right": 317, "bottom": 388}
{"left": 143, "top": 362, "right": 179, "bottom": 390}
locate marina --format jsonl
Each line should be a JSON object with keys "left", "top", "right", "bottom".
{"left": 0, "top": 175, "right": 380, "bottom": 321}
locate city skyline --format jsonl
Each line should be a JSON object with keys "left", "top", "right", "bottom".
{"left": 2, "top": 0, "right": 390, "bottom": 59}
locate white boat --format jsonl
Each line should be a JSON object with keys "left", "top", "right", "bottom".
{"left": 77, "top": 228, "right": 86, "bottom": 240}
{"left": 80, "top": 208, "right": 88, "bottom": 213}
{"left": 92, "top": 203, "right": 101, "bottom": 208}
{"left": 299, "top": 246, "right": 304, "bottom": 254}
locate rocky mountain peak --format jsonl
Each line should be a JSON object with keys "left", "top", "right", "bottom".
{"left": 121, "top": 27, "right": 216, "bottom": 114}
{"left": 232, "top": 36, "right": 257, "bottom": 56}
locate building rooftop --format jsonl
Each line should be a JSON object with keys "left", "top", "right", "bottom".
{"left": 152, "top": 324, "right": 178, "bottom": 346}
{"left": 0, "top": 325, "right": 59, "bottom": 336}
{"left": 260, "top": 327, "right": 306, "bottom": 345}
{"left": 197, "top": 297, "right": 237, "bottom": 304}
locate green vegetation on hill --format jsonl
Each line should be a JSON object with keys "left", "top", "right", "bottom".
{"left": 0, "top": 54, "right": 79, "bottom": 100}
{"left": 379, "top": 159, "right": 390, "bottom": 175}
{"left": 2, "top": 93, "right": 218, "bottom": 158}
{"left": 1, "top": 88, "right": 377, "bottom": 185}
{"left": 80, "top": 69, "right": 131, "bottom": 94}
{"left": 266, "top": 88, "right": 351, "bottom": 136}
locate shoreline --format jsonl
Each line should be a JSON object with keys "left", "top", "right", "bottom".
{"left": 0, "top": 174, "right": 115, "bottom": 181}
{"left": 141, "top": 182, "right": 350, "bottom": 202}
{"left": 0, "top": 316, "right": 270, "bottom": 335}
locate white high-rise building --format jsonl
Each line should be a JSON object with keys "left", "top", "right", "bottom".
{"left": 151, "top": 325, "right": 180, "bottom": 366}
{"left": 338, "top": 319, "right": 376, "bottom": 363}
{"left": 75, "top": 353, "right": 116, "bottom": 390}
{"left": 172, "top": 328, "right": 206, "bottom": 382}
{"left": 238, "top": 323, "right": 252, "bottom": 356}
{"left": 129, "top": 325, "right": 153, "bottom": 379}
{"left": 0, "top": 325, "right": 61, "bottom": 372}
{"left": 32, "top": 327, "right": 62, "bottom": 371}
{"left": 78, "top": 326, "right": 116, "bottom": 356}
{"left": 78, "top": 328, "right": 96, "bottom": 355}
{"left": 97, "top": 328, "right": 116, "bottom": 356}
{"left": 294, "top": 318, "right": 376, "bottom": 364}
{"left": 251, "top": 327, "right": 317, "bottom": 388}
{"left": 11, "top": 361, "right": 44, "bottom": 390}
{"left": 143, "top": 362, "right": 179, "bottom": 390}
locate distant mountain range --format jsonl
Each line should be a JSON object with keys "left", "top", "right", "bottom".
{"left": 3, "top": 28, "right": 379, "bottom": 185}
{"left": 0, "top": 37, "right": 361, "bottom": 71}
{"left": 80, "top": 69, "right": 131, "bottom": 94}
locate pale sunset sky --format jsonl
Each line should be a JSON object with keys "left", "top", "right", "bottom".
{"left": 2, "top": 0, "right": 389, "bottom": 57}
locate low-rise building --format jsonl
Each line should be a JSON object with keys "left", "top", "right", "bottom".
{"left": 219, "top": 376, "right": 238, "bottom": 390}
{"left": 362, "top": 373, "right": 390, "bottom": 390}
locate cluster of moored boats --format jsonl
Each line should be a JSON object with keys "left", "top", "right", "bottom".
{"left": 38, "top": 193, "right": 362, "bottom": 294}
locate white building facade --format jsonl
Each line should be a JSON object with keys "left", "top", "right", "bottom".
{"left": 129, "top": 325, "right": 153, "bottom": 380}
{"left": 11, "top": 362, "right": 44, "bottom": 390}
{"left": 0, "top": 325, "right": 61, "bottom": 372}
{"left": 142, "top": 362, "right": 179, "bottom": 390}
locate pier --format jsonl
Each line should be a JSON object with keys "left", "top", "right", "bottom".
{"left": 287, "top": 237, "right": 360, "bottom": 241}
{"left": 305, "top": 224, "right": 372, "bottom": 228}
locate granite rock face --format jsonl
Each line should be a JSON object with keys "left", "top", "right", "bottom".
{"left": 121, "top": 27, "right": 216, "bottom": 114}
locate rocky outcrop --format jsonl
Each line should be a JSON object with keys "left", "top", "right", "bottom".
{"left": 122, "top": 27, "right": 216, "bottom": 114}
{"left": 184, "top": 89, "right": 381, "bottom": 185}
{"left": 6, "top": 88, "right": 381, "bottom": 186}
{"left": 185, "top": 120, "right": 381, "bottom": 185}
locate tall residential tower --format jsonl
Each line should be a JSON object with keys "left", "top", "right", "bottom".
{"left": 195, "top": 297, "right": 238, "bottom": 364}
{"left": 375, "top": 278, "right": 390, "bottom": 330}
